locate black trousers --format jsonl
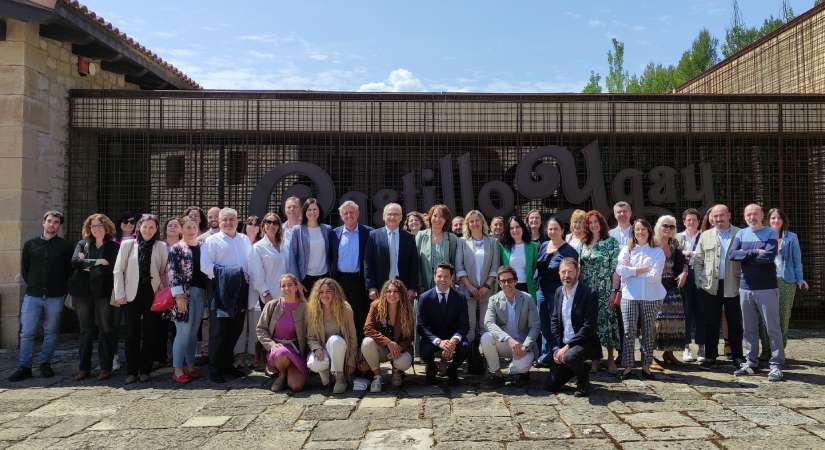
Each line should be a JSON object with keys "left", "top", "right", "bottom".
{"left": 420, "top": 339, "right": 470, "bottom": 377}
{"left": 702, "top": 279, "right": 743, "bottom": 361}
{"left": 75, "top": 295, "right": 116, "bottom": 372}
{"left": 336, "top": 272, "right": 369, "bottom": 342}
{"left": 208, "top": 308, "right": 247, "bottom": 377}
{"left": 683, "top": 270, "right": 704, "bottom": 345}
{"left": 125, "top": 282, "right": 162, "bottom": 376}
{"left": 544, "top": 344, "right": 590, "bottom": 391}
{"left": 302, "top": 273, "right": 329, "bottom": 296}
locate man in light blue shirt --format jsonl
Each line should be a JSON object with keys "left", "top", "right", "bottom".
{"left": 331, "top": 201, "right": 373, "bottom": 341}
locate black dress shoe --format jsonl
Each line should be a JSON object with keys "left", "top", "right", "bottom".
{"left": 8, "top": 367, "right": 32, "bottom": 382}
{"left": 225, "top": 367, "right": 249, "bottom": 378}
{"left": 698, "top": 360, "right": 716, "bottom": 370}
{"left": 617, "top": 370, "right": 634, "bottom": 381}
{"left": 641, "top": 370, "right": 655, "bottom": 380}
{"left": 39, "top": 363, "right": 55, "bottom": 378}
{"left": 574, "top": 384, "right": 590, "bottom": 397}
{"left": 481, "top": 373, "right": 505, "bottom": 389}
{"left": 209, "top": 374, "right": 226, "bottom": 383}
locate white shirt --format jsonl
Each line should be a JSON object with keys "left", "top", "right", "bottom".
{"left": 562, "top": 282, "right": 578, "bottom": 344}
{"left": 282, "top": 222, "right": 301, "bottom": 259}
{"left": 249, "top": 236, "right": 286, "bottom": 306}
{"left": 616, "top": 243, "right": 666, "bottom": 301}
{"left": 472, "top": 239, "right": 486, "bottom": 284}
{"left": 306, "top": 226, "right": 328, "bottom": 276}
{"left": 609, "top": 225, "right": 632, "bottom": 247}
{"left": 200, "top": 231, "right": 252, "bottom": 280}
{"left": 510, "top": 243, "right": 527, "bottom": 283}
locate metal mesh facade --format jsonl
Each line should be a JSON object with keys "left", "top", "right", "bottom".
{"left": 677, "top": 4, "right": 825, "bottom": 94}
{"left": 68, "top": 90, "right": 825, "bottom": 322}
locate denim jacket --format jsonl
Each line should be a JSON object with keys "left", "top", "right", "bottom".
{"left": 776, "top": 231, "right": 804, "bottom": 284}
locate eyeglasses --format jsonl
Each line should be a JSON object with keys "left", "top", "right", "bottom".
{"left": 661, "top": 224, "right": 676, "bottom": 229}
{"left": 90, "top": 224, "right": 105, "bottom": 229}
{"left": 498, "top": 277, "right": 516, "bottom": 284}
{"left": 263, "top": 220, "right": 279, "bottom": 225}
{"left": 122, "top": 219, "right": 135, "bottom": 225}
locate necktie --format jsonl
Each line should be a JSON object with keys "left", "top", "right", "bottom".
{"left": 389, "top": 230, "right": 398, "bottom": 279}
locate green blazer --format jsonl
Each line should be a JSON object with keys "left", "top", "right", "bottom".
{"left": 499, "top": 241, "right": 538, "bottom": 300}
{"left": 415, "top": 229, "right": 458, "bottom": 290}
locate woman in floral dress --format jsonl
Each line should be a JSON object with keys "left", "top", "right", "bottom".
{"left": 579, "top": 210, "right": 620, "bottom": 373}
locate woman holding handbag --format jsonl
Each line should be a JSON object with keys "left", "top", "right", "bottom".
{"left": 112, "top": 214, "right": 168, "bottom": 384}
{"left": 71, "top": 213, "right": 119, "bottom": 381}
{"left": 167, "top": 216, "right": 208, "bottom": 384}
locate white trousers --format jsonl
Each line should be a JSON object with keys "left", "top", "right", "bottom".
{"left": 360, "top": 337, "right": 413, "bottom": 372}
{"left": 479, "top": 331, "right": 534, "bottom": 374}
{"left": 306, "top": 335, "right": 347, "bottom": 375}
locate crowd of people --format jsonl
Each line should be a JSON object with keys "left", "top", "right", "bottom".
{"left": 10, "top": 197, "right": 807, "bottom": 397}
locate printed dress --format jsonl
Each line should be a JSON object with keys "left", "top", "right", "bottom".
{"left": 580, "top": 237, "right": 620, "bottom": 349}
{"left": 655, "top": 239, "right": 687, "bottom": 351}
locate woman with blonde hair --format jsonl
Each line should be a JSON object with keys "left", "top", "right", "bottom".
{"left": 71, "top": 213, "right": 119, "bottom": 381}
{"left": 361, "top": 279, "right": 415, "bottom": 392}
{"left": 565, "top": 209, "right": 587, "bottom": 253}
{"left": 257, "top": 273, "right": 308, "bottom": 392}
{"left": 651, "top": 215, "right": 689, "bottom": 370}
{"left": 305, "top": 278, "right": 358, "bottom": 393}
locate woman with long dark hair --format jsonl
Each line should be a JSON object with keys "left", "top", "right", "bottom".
{"left": 287, "top": 198, "right": 333, "bottom": 294}
{"left": 498, "top": 215, "right": 538, "bottom": 300}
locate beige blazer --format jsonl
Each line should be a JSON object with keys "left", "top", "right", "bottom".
{"left": 256, "top": 298, "right": 307, "bottom": 355}
{"left": 455, "top": 235, "right": 501, "bottom": 295}
{"left": 484, "top": 290, "right": 540, "bottom": 353}
{"left": 693, "top": 226, "right": 742, "bottom": 298}
{"left": 112, "top": 239, "right": 169, "bottom": 302}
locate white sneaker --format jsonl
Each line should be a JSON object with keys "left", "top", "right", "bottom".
{"left": 768, "top": 368, "right": 783, "bottom": 382}
{"left": 696, "top": 345, "right": 705, "bottom": 363}
{"left": 333, "top": 380, "right": 348, "bottom": 394}
{"left": 682, "top": 348, "right": 696, "bottom": 362}
{"left": 112, "top": 355, "right": 121, "bottom": 371}
{"left": 369, "top": 375, "right": 382, "bottom": 393}
{"left": 318, "top": 369, "right": 330, "bottom": 386}
{"left": 734, "top": 364, "right": 755, "bottom": 376}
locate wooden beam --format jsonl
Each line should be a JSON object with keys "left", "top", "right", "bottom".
{"left": 72, "top": 42, "right": 123, "bottom": 62}
{"left": 39, "top": 22, "right": 95, "bottom": 44}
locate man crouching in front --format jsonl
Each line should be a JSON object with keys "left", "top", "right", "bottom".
{"left": 543, "top": 257, "right": 602, "bottom": 397}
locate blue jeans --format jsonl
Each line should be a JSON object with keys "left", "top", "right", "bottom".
{"left": 535, "top": 289, "right": 556, "bottom": 363}
{"left": 18, "top": 295, "right": 65, "bottom": 368}
{"left": 172, "top": 287, "right": 205, "bottom": 369}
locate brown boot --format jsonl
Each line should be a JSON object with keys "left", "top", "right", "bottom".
{"left": 97, "top": 370, "right": 111, "bottom": 381}
{"left": 74, "top": 370, "right": 89, "bottom": 381}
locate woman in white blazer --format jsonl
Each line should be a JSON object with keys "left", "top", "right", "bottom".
{"left": 112, "top": 214, "right": 168, "bottom": 384}
{"left": 455, "top": 210, "right": 501, "bottom": 373}
{"left": 615, "top": 218, "right": 666, "bottom": 381}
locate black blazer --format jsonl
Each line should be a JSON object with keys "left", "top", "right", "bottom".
{"left": 363, "top": 226, "right": 419, "bottom": 292}
{"left": 550, "top": 282, "right": 602, "bottom": 360}
{"left": 330, "top": 223, "right": 373, "bottom": 279}
{"left": 417, "top": 287, "right": 469, "bottom": 345}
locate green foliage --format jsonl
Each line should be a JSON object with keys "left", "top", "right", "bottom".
{"left": 581, "top": 71, "right": 603, "bottom": 93}
{"left": 722, "top": 0, "right": 795, "bottom": 58}
{"left": 606, "top": 39, "right": 628, "bottom": 93}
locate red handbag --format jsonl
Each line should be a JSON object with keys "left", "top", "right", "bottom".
{"left": 150, "top": 287, "right": 174, "bottom": 312}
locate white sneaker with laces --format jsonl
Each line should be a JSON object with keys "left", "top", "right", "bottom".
{"left": 734, "top": 364, "right": 755, "bottom": 376}
{"left": 370, "top": 375, "right": 382, "bottom": 393}
{"left": 768, "top": 367, "right": 783, "bottom": 382}
{"left": 696, "top": 345, "right": 705, "bottom": 363}
{"left": 683, "top": 348, "right": 696, "bottom": 362}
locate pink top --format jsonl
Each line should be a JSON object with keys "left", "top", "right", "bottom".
{"left": 273, "top": 301, "right": 299, "bottom": 341}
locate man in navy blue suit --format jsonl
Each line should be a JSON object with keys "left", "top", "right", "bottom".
{"left": 330, "top": 200, "right": 373, "bottom": 342}
{"left": 417, "top": 263, "right": 470, "bottom": 385}
{"left": 544, "top": 258, "right": 601, "bottom": 397}
{"left": 363, "top": 203, "right": 418, "bottom": 302}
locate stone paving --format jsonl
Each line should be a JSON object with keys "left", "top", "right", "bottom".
{"left": 0, "top": 329, "right": 824, "bottom": 449}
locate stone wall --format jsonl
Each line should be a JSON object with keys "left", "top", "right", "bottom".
{"left": 0, "top": 19, "right": 139, "bottom": 349}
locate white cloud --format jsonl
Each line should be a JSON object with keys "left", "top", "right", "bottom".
{"left": 307, "top": 51, "right": 329, "bottom": 61}
{"left": 358, "top": 68, "right": 425, "bottom": 92}
{"left": 482, "top": 80, "right": 585, "bottom": 93}
{"left": 588, "top": 19, "right": 606, "bottom": 28}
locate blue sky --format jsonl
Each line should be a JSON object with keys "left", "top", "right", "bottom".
{"left": 82, "top": 0, "right": 818, "bottom": 92}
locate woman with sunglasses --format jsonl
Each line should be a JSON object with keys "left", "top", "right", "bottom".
{"left": 244, "top": 213, "right": 287, "bottom": 369}
{"left": 651, "top": 215, "right": 689, "bottom": 370}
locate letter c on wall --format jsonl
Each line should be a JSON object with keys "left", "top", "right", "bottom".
{"left": 248, "top": 162, "right": 336, "bottom": 219}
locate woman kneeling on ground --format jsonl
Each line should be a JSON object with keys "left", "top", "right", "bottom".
{"left": 256, "top": 273, "right": 308, "bottom": 392}
{"left": 361, "top": 279, "right": 415, "bottom": 392}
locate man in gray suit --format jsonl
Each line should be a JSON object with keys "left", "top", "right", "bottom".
{"left": 480, "top": 265, "right": 540, "bottom": 387}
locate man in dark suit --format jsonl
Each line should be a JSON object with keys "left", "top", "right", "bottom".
{"left": 544, "top": 257, "right": 602, "bottom": 397}
{"left": 330, "top": 200, "right": 373, "bottom": 342}
{"left": 417, "top": 263, "right": 470, "bottom": 385}
{"left": 363, "top": 203, "right": 419, "bottom": 302}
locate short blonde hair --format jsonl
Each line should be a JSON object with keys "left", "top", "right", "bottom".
{"left": 654, "top": 215, "right": 677, "bottom": 246}
{"left": 462, "top": 210, "right": 489, "bottom": 239}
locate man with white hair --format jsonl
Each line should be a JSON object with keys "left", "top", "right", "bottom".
{"left": 364, "top": 203, "right": 419, "bottom": 302}
{"left": 201, "top": 207, "right": 253, "bottom": 383}
{"left": 331, "top": 201, "right": 373, "bottom": 341}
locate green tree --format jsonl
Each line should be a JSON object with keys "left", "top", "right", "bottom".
{"left": 675, "top": 28, "right": 720, "bottom": 83}
{"left": 721, "top": 0, "right": 796, "bottom": 58}
{"left": 606, "top": 38, "right": 628, "bottom": 93}
{"left": 581, "top": 71, "right": 603, "bottom": 93}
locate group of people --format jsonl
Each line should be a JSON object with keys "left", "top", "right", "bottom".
{"left": 11, "top": 197, "right": 807, "bottom": 397}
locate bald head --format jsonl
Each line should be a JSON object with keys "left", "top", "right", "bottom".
{"left": 710, "top": 204, "right": 731, "bottom": 230}
{"left": 744, "top": 203, "right": 764, "bottom": 229}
